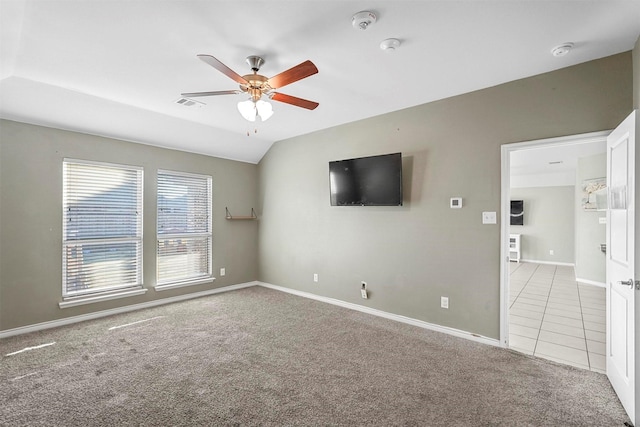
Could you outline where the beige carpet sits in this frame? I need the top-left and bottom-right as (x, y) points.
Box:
(0, 286), (630, 426)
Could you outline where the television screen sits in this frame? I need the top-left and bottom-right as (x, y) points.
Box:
(511, 200), (524, 225)
(329, 153), (403, 206)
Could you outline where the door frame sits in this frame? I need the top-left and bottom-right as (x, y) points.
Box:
(499, 130), (611, 347)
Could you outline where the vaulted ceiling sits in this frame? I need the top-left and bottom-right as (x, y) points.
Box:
(1, 1), (639, 163)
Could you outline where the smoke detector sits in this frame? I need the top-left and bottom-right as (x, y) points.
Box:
(380, 38), (401, 51)
(352, 11), (376, 30)
(551, 43), (574, 57)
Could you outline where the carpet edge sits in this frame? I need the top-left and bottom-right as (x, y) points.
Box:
(0, 281), (259, 339)
(257, 281), (501, 348)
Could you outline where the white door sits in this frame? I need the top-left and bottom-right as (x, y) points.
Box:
(606, 110), (636, 423)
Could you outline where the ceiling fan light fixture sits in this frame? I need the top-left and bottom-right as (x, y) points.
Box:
(256, 99), (273, 121)
(237, 99), (257, 122)
(237, 99), (273, 122)
(184, 54), (318, 123)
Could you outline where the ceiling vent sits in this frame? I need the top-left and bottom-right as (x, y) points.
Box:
(175, 97), (205, 107)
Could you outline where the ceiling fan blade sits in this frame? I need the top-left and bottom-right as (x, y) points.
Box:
(271, 92), (319, 110)
(181, 90), (242, 98)
(268, 60), (318, 89)
(197, 54), (247, 85)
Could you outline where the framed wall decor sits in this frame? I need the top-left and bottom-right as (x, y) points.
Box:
(581, 177), (606, 210)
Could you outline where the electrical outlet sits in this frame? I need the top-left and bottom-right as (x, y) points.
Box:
(313, 273), (318, 283)
(441, 296), (449, 309)
(361, 282), (368, 299)
(482, 211), (497, 224)
(220, 268), (226, 276)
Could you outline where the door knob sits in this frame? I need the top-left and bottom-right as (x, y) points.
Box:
(618, 279), (636, 289)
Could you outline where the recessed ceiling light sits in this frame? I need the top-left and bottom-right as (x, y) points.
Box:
(551, 43), (574, 57)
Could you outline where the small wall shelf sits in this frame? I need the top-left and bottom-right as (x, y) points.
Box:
(225, 207), (257, 220)
(509, 234), (521, 263)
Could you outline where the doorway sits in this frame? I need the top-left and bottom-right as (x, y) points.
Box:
(500, 131), (610, 371)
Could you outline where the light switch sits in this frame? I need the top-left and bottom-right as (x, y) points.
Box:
(482, 211), (497, 224)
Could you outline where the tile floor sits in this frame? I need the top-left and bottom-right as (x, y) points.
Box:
(509, 262), (606, 373)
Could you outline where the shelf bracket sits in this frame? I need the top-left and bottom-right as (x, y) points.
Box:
(225, 207), (257, 220)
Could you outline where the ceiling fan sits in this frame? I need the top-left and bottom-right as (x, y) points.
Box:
(182, 54), (319, 122)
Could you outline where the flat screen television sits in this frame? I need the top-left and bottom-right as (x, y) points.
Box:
(511, 200), (524, 225)
(329, 152), (403, 206)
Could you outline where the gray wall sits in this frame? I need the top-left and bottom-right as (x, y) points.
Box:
(0, 120), (259, 331)
(574, 153), (607, 284)
(634, 37), (640, 109)
(509, 187), (575, 264)
(258, 53), (632, 340)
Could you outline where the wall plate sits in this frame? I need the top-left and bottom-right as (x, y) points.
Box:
(482, 211), (497, 224)
(450, 197), (462, 208)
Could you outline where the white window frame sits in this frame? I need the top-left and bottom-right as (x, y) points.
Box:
(62, 159), (144, 303)
(156, 169), (213, 290)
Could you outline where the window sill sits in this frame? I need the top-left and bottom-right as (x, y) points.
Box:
(59, 288), (148, 309)
(154, 277), (215, 292)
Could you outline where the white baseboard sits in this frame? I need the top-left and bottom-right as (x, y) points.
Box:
(575, 278), (606, 288)
(3, 280), (501, 349)
(0, 281), (258, 339)
(520, 259), (575, 267)
(258, 282), (500, 348)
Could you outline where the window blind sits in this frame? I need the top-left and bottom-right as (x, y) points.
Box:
(157, 170), (212, 286)
(62, 160), (143, 297)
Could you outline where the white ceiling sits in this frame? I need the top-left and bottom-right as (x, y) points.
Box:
(510, 139), (606, 188)
(1, 1), (639, 164)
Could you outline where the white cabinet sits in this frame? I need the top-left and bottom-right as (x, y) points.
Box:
(509, 234), (521, 263)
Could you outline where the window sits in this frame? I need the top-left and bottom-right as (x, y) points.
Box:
(157, 170), (212, 288)
(62, 159), (143, 298)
